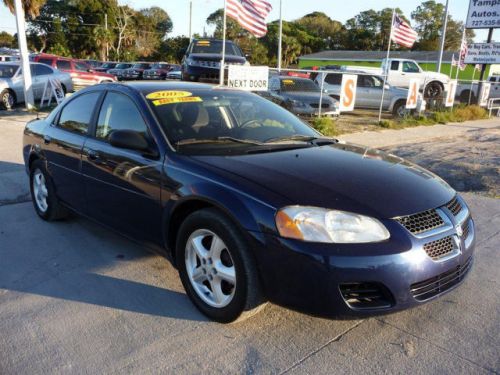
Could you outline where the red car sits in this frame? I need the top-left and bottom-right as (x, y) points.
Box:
(33, 54), (116, 89)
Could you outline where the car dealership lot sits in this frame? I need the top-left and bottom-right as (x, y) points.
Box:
(0, 115), (499, 374)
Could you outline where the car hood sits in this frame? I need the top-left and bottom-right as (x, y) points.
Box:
(188, 53), (246, 63)
(282, 91), (334, 103)
(191, 142), (455, 218)
(424, 71), (450, 83)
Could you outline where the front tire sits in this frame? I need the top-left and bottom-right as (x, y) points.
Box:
(424, 81), (443, 99)
(392, 100), (409, 117)
(29, 160), (69, 221)
(1, 89), (15, 110)
(176, 208), (265, 323)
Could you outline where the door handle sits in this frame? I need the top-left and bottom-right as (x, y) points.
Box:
(43, 135), (51, 144)
(87, 149), (100, 161)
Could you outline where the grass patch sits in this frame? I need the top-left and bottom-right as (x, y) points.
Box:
(378, 105), (488, 129)
(310, 117), (339, 136)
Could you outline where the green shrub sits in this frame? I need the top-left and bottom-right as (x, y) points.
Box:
(311, 117), (339, 136)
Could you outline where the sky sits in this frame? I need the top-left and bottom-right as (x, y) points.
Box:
(0, 0), (491, 42)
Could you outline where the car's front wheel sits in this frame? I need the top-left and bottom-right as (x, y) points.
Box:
(29, 160), (69, 221)
(1, 89), (15, 110)
(176, 208), (265, 323)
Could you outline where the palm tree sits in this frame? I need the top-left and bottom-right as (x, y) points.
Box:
(3, 0), (46, 18)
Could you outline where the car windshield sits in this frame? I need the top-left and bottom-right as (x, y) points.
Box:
(0, 64), (18, 78)
(133, 63), (149, 69)
(191, 41), (241, 56)
(101, 63), (115, 68)
(146, 89), (319, 153)
(115, 63), (130, 69)
(152, 64), (169, 69)
(280, 78), (319, 92)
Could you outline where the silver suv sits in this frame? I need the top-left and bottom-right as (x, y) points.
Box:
(313, 70), (424, 117)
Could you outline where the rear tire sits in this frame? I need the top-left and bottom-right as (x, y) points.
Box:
(1, 89), (15, 110)
(176, 208), (265, 323)
(29, 160), (69, 221)
(424, 81), (443, 99)
(392, 100), (409, 118)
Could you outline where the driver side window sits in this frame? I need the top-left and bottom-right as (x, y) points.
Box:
(402, 62), (419, 73)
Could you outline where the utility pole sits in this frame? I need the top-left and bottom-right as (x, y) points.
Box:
(277, 0), (283, 71)
(13, 0), (34, 110)
(477, 28), (494, 100)
(189, 1), (193, 40)
(437, 0), (449, 74)
(105, 13), (109, 61)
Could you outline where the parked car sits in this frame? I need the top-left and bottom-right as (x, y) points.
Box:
(94, 62), (118, 73)
(33, 54), (116, 89)
(261, 75), (339, 116)
(181, 38), (248, 82)
(143, 63), (173, 80)
(166, 65), (182, 80)
(107, 63), (133, 81)
(122, 62), (152, 80)
(456, 74), (500, 103)
(314, 70), (425, 117)
(23, 81), (475, 323)
(0, 61), (73, 110)
(0, 55), (19, 62)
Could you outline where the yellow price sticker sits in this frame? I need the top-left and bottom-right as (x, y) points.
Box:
(146, 91), (193, 100)
(282, 79), (295, 84)
(152, 96), (203, 106)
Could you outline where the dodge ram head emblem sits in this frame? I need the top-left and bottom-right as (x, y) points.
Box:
(455, 224), (463, 237)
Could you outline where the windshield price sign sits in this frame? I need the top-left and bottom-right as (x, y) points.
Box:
(227, 65), (269, 91)
(466, 0), (500, 29)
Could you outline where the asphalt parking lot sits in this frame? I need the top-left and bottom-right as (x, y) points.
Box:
(0, 113), (499, 374)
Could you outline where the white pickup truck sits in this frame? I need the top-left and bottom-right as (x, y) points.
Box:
(456, 74), (500, 103)
(350, 58), (450, 99)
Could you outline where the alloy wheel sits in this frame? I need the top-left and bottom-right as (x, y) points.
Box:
(185, 229), (236, 308)
(2, 92), (14, 109)
(32, 169), (49, 212)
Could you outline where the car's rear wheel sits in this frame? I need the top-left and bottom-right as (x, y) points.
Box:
(176, 208), (265, 323)
(1, 89), (15, 110)
(29, 160), (69, 221)
(392, 100), (409, 117)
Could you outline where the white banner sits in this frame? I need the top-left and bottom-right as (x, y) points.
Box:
(445, 80), (458, 107)
(406, 79), (420, 109)
(339, 74), (357, 112)
(464, 43), (500, 64)
(479, 83), (491, 106)
(466, 0), (500, 29)
(227, 65), (269, 91)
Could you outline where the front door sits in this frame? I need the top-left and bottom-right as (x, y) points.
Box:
(43, 91), (102, 212)
(81, 91), (163, 245)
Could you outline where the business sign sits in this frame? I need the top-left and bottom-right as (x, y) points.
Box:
(479, 82), (491, 106)
(445, 80), (458, 107)
(466, 0), (500, 29)
(227, 65), (269, 91)
(464, 43), (500, 64)
(406, 79), (420, 109)
(339, 74), (358, 112)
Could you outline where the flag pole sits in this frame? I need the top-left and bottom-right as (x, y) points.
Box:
(219, 0), (228, 86)
(449, 54), (454, 77)
(378, 9), (395, 123)
(456, 28), (466, 81)
(278, 0), (283, 72)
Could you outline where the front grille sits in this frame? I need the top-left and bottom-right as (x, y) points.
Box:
(339, 282), (394, 310)
(199, 60), (219, 68)
(410, 257), (472, 301)
(396, 209), (445, 235)
(423, 236), (455, 260)
(446, 196), (462, 216)
(310, 103), (330, 109)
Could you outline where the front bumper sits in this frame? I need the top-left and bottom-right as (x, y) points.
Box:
(249, 198), (475, 318)
(290, 105), (340, 117)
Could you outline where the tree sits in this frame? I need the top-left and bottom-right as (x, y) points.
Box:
(411, 0), (474, 51)
(3, 0), (46, 18)
(0, 31), (15, 47)
(295, 12), (345, 50)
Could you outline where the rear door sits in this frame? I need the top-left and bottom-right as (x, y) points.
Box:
(358, 75), (385, 108)
(82, 90), (163, 244)
(43, 91), (102, 212)
(31, 64), (54, 99)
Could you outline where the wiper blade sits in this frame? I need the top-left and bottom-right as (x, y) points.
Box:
(175, 137), (263, 147)
(264, 135), (320, 143)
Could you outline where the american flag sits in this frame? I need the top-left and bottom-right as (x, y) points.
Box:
(458, 35), (467, 71)
(227, 0), (273, 38)
(391, 14), (418, 48)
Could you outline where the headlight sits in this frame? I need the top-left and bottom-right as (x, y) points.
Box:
(289, 99), (306, 107)
(275, 206), (390, 243)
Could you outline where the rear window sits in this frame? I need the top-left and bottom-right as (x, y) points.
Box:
(56, 60), (71, 70)
(325, 73), (342, 85)
(191, 40), (242, 56)
(38, 58), (54, 66)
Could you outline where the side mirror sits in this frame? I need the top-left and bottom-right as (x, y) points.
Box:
(109, 130), (150, 152)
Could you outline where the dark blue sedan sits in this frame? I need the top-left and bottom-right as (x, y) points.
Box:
(23, 82), (475, 323)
